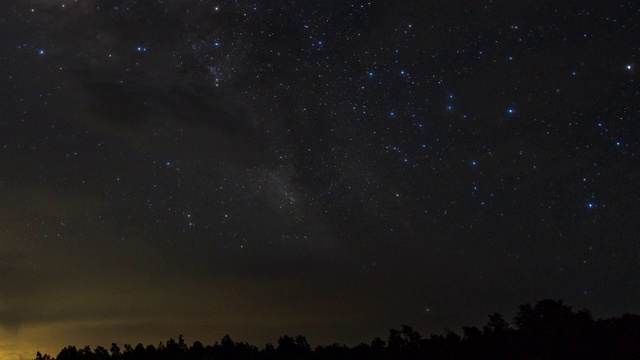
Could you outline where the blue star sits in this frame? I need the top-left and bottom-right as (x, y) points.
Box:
(368, 71), (374, 77)
(38, 49), (45, 55)
(214, 41), (220, 47)
(587, 203), (594, 208)
(400, 70), (406, 75)
(507, 108), (516, 114)
(447, 105), (453, 111)
(627, 64), (632, 70)
(448, 94), (454, 99)
(471, 161), (477, 166)
(390, 111), (395, 117)
(615, 141), (621, 147)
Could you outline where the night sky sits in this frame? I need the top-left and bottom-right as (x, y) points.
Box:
(2, 1), (640, 359)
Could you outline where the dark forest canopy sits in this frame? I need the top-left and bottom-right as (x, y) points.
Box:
(38, 299), (640, 360)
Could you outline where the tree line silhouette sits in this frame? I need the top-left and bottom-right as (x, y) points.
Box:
(37, 299), (640, 360)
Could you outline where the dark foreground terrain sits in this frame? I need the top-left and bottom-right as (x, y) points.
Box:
(38, 299), (640, 360)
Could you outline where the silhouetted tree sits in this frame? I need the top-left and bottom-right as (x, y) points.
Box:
(162, 335), (188, 360)
(259, 343), (275, 359)
(122, 343), (134, 360)
(594, 314), (640, 359)
(33, 299), (640, 360)
(93, 346), (110, 360)
(386, 325), (422, 359)
(34, 352), (53, 360)
(371, 337), (387, 360)
(315, 343), (349, 360)
(512, 299), (595, 359)
(56, 346), (79, 360)
(275, 335), (311, 360)
(144, 345), (157, 360)
(483, 313), (510, 335)
(78, 345), (94, 360)
(130, 343), (146, 360)
(217, 334), (236, 360)
(188, 341), (204, 360)
(110, 343), (121, 360)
